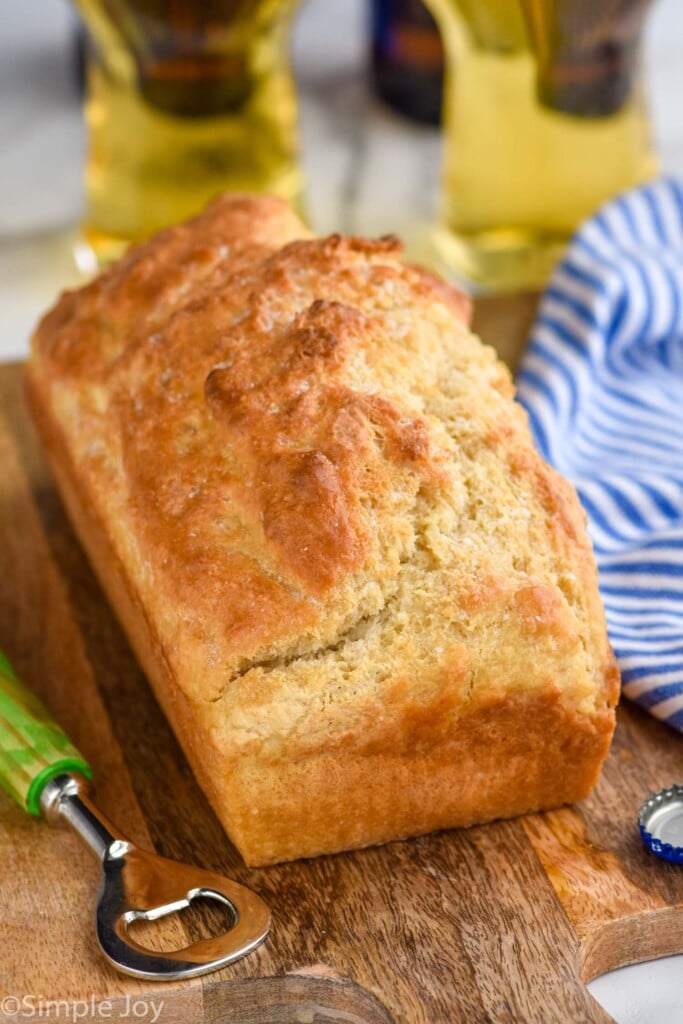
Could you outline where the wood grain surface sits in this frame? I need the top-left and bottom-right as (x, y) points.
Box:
(0, 302), (681, 1024)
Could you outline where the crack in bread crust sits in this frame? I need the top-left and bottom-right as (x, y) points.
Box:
(215, 589), (403, 696)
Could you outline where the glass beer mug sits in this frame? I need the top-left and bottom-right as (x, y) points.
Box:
(74, 0), (303, 266)
(426, 0), (658, 291)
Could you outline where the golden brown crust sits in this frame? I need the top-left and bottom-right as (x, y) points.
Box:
(26, 194), (618, 866)
(214, 689), (615, 865)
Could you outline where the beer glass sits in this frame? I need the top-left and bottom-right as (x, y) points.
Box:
(426, 0), (657, 291)
(74, 0), (303, 266)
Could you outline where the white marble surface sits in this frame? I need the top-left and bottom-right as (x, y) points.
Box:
(1, 2), (683, 1020)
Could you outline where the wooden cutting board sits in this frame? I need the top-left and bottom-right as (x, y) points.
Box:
(0, 304), (682, 1024)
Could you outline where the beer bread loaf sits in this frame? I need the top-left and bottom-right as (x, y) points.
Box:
(25, 194), (619, 865)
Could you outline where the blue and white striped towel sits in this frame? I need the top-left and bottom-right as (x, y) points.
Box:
(516, 178), (683, 732)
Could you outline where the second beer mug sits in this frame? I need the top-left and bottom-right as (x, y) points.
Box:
(75, 0), (303, 266)
(427, 0), (658, 291)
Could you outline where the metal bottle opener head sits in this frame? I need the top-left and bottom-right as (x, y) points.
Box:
(41, 774), (271, 980)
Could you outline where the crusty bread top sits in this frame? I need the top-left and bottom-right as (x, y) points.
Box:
(28, 194), (617, 761)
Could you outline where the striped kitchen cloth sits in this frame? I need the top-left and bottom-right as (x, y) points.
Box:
(516, 178), (683, 732)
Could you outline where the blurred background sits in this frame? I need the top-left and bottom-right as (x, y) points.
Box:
(2, 0), (683, 359)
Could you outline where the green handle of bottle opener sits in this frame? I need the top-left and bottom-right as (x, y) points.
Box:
(0, 649), (92, 815)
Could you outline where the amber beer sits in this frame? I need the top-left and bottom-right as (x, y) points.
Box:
(426, 0), (657, 291)
(75, 0), (303, 266)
